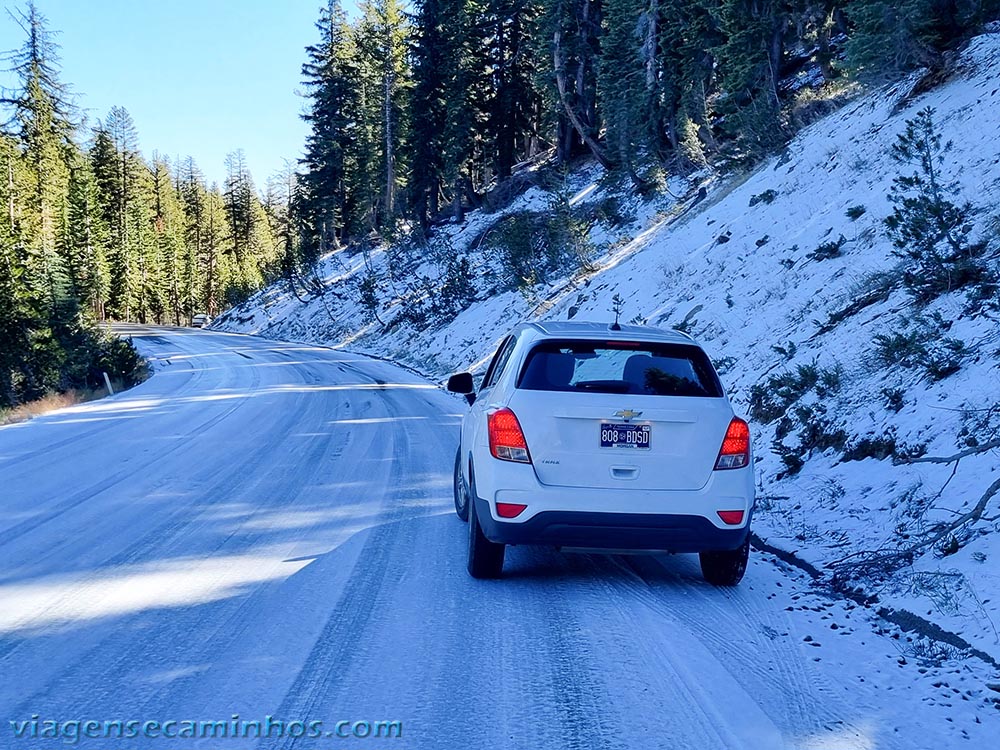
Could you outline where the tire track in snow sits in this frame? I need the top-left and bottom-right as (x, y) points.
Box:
(286, 392), (489, 750)
(94, 361), (399, 720)
(619, 554), (859, 741)
(255, 384), (457, 750)
(264, 419), (411, 750)
(533, 590), (632, 750)
(574, 553), (881, 748)
(0, 331), (458, 742)
(510, 550), (728, 750)
(0, 349), (342, 673)
(121, 430), (363, 719)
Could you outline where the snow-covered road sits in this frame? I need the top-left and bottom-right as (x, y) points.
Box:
(0, 327), (991, 749)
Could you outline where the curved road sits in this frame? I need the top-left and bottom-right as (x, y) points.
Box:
(0, 327), (986, 749)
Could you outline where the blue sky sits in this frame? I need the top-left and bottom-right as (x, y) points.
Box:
(1, 0), (338, 187)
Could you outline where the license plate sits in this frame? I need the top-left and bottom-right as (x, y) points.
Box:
(600, 423), (651, 449)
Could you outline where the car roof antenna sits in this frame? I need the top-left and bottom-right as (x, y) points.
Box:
(609, 293), (623, 331)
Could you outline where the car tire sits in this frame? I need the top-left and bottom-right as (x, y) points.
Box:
(453, 448), (469, 522)
(468, 493), (505, 579)
(700, 537), (750, 586)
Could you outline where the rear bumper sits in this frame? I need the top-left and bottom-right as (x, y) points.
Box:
(473, 496), (751, 553)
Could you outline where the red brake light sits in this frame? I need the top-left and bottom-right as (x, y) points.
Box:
(718, 510), (745, 525)
(715, 417), (750, 470)
(488, 408), (531, 463)
(496, 502), (528, 518)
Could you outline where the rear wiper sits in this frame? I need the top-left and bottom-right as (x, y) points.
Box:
(573, 380), (631, 393)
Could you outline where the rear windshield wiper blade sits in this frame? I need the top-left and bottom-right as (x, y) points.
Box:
(573, 380), (631, 393)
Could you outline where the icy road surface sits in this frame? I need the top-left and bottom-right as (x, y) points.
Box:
(0, 327), (991, 749)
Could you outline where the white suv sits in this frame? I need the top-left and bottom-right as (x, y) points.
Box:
(448, 321), (754, 584)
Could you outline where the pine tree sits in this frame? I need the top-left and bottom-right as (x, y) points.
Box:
(598, 0), (651, 178)
(223, 149), (256, 263)
(0, 134), (33, 405)
(299, 0), (361, 259)
(151, 156), (185, 324)
(408, 0), (450, 229)
(884, 107), (981, 302)
(715, 0), (789, 156)
(0, 1), (82, 401)
(130, 161), (158, 325)
(266, 161), (309, 301)
(222, 150), (277, 303)
(655, 0), (724, 168)
(355, 0), (410, 231)
(485, 0), (545, 179)
(202, 185), (228, 315)
(2, 1), (76, 319)
(440, 0), (489, 222)
(543, 0), (610, 167)
(91, 106), (150, 321)
(408, 0), (491, 224)
(60, 157), (109, 318)
(844, 0), (998, 74)
(178, 156), (208, 317)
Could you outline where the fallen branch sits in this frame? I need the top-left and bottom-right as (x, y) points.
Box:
(896, 438), (1000, 465)
(835, 476), (1000, 574)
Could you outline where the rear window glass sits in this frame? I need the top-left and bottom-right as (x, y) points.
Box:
(517, 340), (723, 397)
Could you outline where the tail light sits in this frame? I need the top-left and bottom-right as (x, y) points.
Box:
(496, 502), (528, 518)
(714, 417), (750, 470)
(488, 408), (531, 463)
(718, 510), (745, 525)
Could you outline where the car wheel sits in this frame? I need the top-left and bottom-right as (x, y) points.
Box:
(453, 448), (469, 522)
(468, 493), (505, 579)
(699, 536), (750, 586)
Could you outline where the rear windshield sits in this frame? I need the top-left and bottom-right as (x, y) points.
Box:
(516, 339), (723, 397)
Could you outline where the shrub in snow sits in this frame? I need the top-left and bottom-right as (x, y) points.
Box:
(749, 189), (779, 207)
(433, 256), (478, 319)
(809, 234), (847, 261)
(871, 313), (968, 381)
(483, 200), (593, 292)
(749, 362), (841, 424)
(771, 341), (798, 361)
(842, 431), (898, 462)
(590, 195), (636, 228)
(881, 387), (906, 413)
(356, 272), (383, 324)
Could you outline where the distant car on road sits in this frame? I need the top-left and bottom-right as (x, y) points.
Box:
(448, 321), (754, 583)
(191, 314), (212, 328)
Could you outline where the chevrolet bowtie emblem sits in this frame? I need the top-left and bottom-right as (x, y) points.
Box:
(614, 409), (643, 422)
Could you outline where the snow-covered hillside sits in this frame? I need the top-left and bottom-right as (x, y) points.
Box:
(216, 32), (1000, 662)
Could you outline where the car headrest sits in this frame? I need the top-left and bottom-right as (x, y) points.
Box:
(623, 354), (655, 387)
(522, 351), (577, 389)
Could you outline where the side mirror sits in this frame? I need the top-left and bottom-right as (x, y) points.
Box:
(447, 372), (475, 395)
